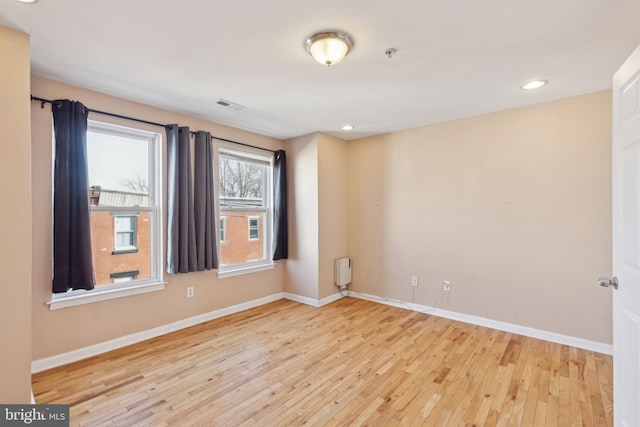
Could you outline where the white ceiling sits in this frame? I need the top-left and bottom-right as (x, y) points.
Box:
(2, 0), (640, 141)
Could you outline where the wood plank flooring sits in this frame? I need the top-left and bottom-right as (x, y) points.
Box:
(32, 298), (613, 426)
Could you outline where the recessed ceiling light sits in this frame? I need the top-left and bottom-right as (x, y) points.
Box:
(521, 80), (548, 90)
(15, 0), (38, 3)
(341, 124), (355, 131)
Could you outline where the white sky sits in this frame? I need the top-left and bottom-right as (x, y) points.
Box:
(87, 131), (148, 193)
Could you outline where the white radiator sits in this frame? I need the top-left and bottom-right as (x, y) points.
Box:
(335, 257), (352, 288)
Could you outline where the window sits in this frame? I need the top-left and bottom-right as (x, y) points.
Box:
(114, 215), (137, 253)
(110, 270), (140, 283)
(220, 217), (227, 243)
(218, 148), (272, 273)
(248, 216), (260, 240)
(84, 121), (162, 289)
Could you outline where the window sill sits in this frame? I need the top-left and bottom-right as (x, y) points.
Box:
(47, 281), (166, 311)
(217, 262), (275, 279)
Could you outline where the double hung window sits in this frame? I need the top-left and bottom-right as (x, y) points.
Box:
(85, 121), (162, 288)
(50, 120), (163, 309)
(218, 148), (272, 273)
(220, 217), (227, 244)
(248, 216), (260, 240)
(114, 215), (137, 253)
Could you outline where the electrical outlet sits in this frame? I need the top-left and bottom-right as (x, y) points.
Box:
(411, 276), (419, 287)
(187, 287), (194, 298)
(442, 281), (451, 292)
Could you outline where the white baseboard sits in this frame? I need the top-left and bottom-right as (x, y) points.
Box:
(319, 292), (344, 306)
(349, 290), (613, 355)
(283, 292), (320, 307)
(283, 291), (344, 307)
(33, 291), (345, 373)
(31, 292), (285, 373)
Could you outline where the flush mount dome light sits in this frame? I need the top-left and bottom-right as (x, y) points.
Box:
(305, 31), (353, 66)
(521, 79), (548, 90)
(341, 124), (355, 131)
(15, 0), (38, 3)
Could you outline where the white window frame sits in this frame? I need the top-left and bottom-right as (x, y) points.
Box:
(48, 120), (164, 310)
(217, 147), (274, 278)
(248, 216), (260, 240)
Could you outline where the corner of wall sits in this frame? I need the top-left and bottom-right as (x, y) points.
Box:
(283, 134), (319, 299)
(317, 134), (349, 300)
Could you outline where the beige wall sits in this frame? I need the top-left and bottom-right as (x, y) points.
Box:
(318, 134), (348, 299)
(284, 133), (349, 301)
(0, 26), (32, 403)
(348, 91), (613, 344)
(284, 134), (319, 299)
(31, 77), (285, 359)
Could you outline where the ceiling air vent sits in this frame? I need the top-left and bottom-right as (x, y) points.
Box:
(216, 99), (246, 111)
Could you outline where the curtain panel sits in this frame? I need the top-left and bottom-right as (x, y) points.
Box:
(194, 131), (218, 270)
(272, 149), (288, 260)
(52, 100), (96, 293)
(166, 125), (197, 273)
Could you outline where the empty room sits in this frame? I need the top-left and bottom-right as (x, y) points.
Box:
(1, 1), (640, 426)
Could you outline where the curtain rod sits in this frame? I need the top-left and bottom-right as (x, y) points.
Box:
(30, 95), (276, 153)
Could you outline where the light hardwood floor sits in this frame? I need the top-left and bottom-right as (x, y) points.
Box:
(32, 298), (613, 426)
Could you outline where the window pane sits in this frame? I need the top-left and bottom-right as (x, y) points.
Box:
(87, 131), (149, 208)
(113, 275), (136, 283)
(116, 232), (134, 247)
(219, 155), (266, 209)
(115, 216), (134, 232)
(91, 211), (151, 285)
(219, 212), (265, 265)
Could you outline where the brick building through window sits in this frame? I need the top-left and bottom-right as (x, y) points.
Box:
(89, 186), (152, 286)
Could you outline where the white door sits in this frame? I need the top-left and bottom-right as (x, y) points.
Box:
(612, 44), (640, 427)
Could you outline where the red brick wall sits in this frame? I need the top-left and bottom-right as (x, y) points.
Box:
(90, 211), (151, 285)
(220, 212), (264, 265)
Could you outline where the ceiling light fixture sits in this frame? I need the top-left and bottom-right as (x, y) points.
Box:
(521, 80), (548, 90)
(15, 0), (38, 3)
(341, 124), (355, 131)
(305, 31), (353, 66)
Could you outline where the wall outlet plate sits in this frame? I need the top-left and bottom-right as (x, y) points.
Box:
(411, 276), (419, 287)
(187, 287), (194, 298)
(442, 281), (451, 292)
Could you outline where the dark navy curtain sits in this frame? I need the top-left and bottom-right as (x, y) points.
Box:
(52, 100), (96, 293)
(272, 150), (288, 260)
